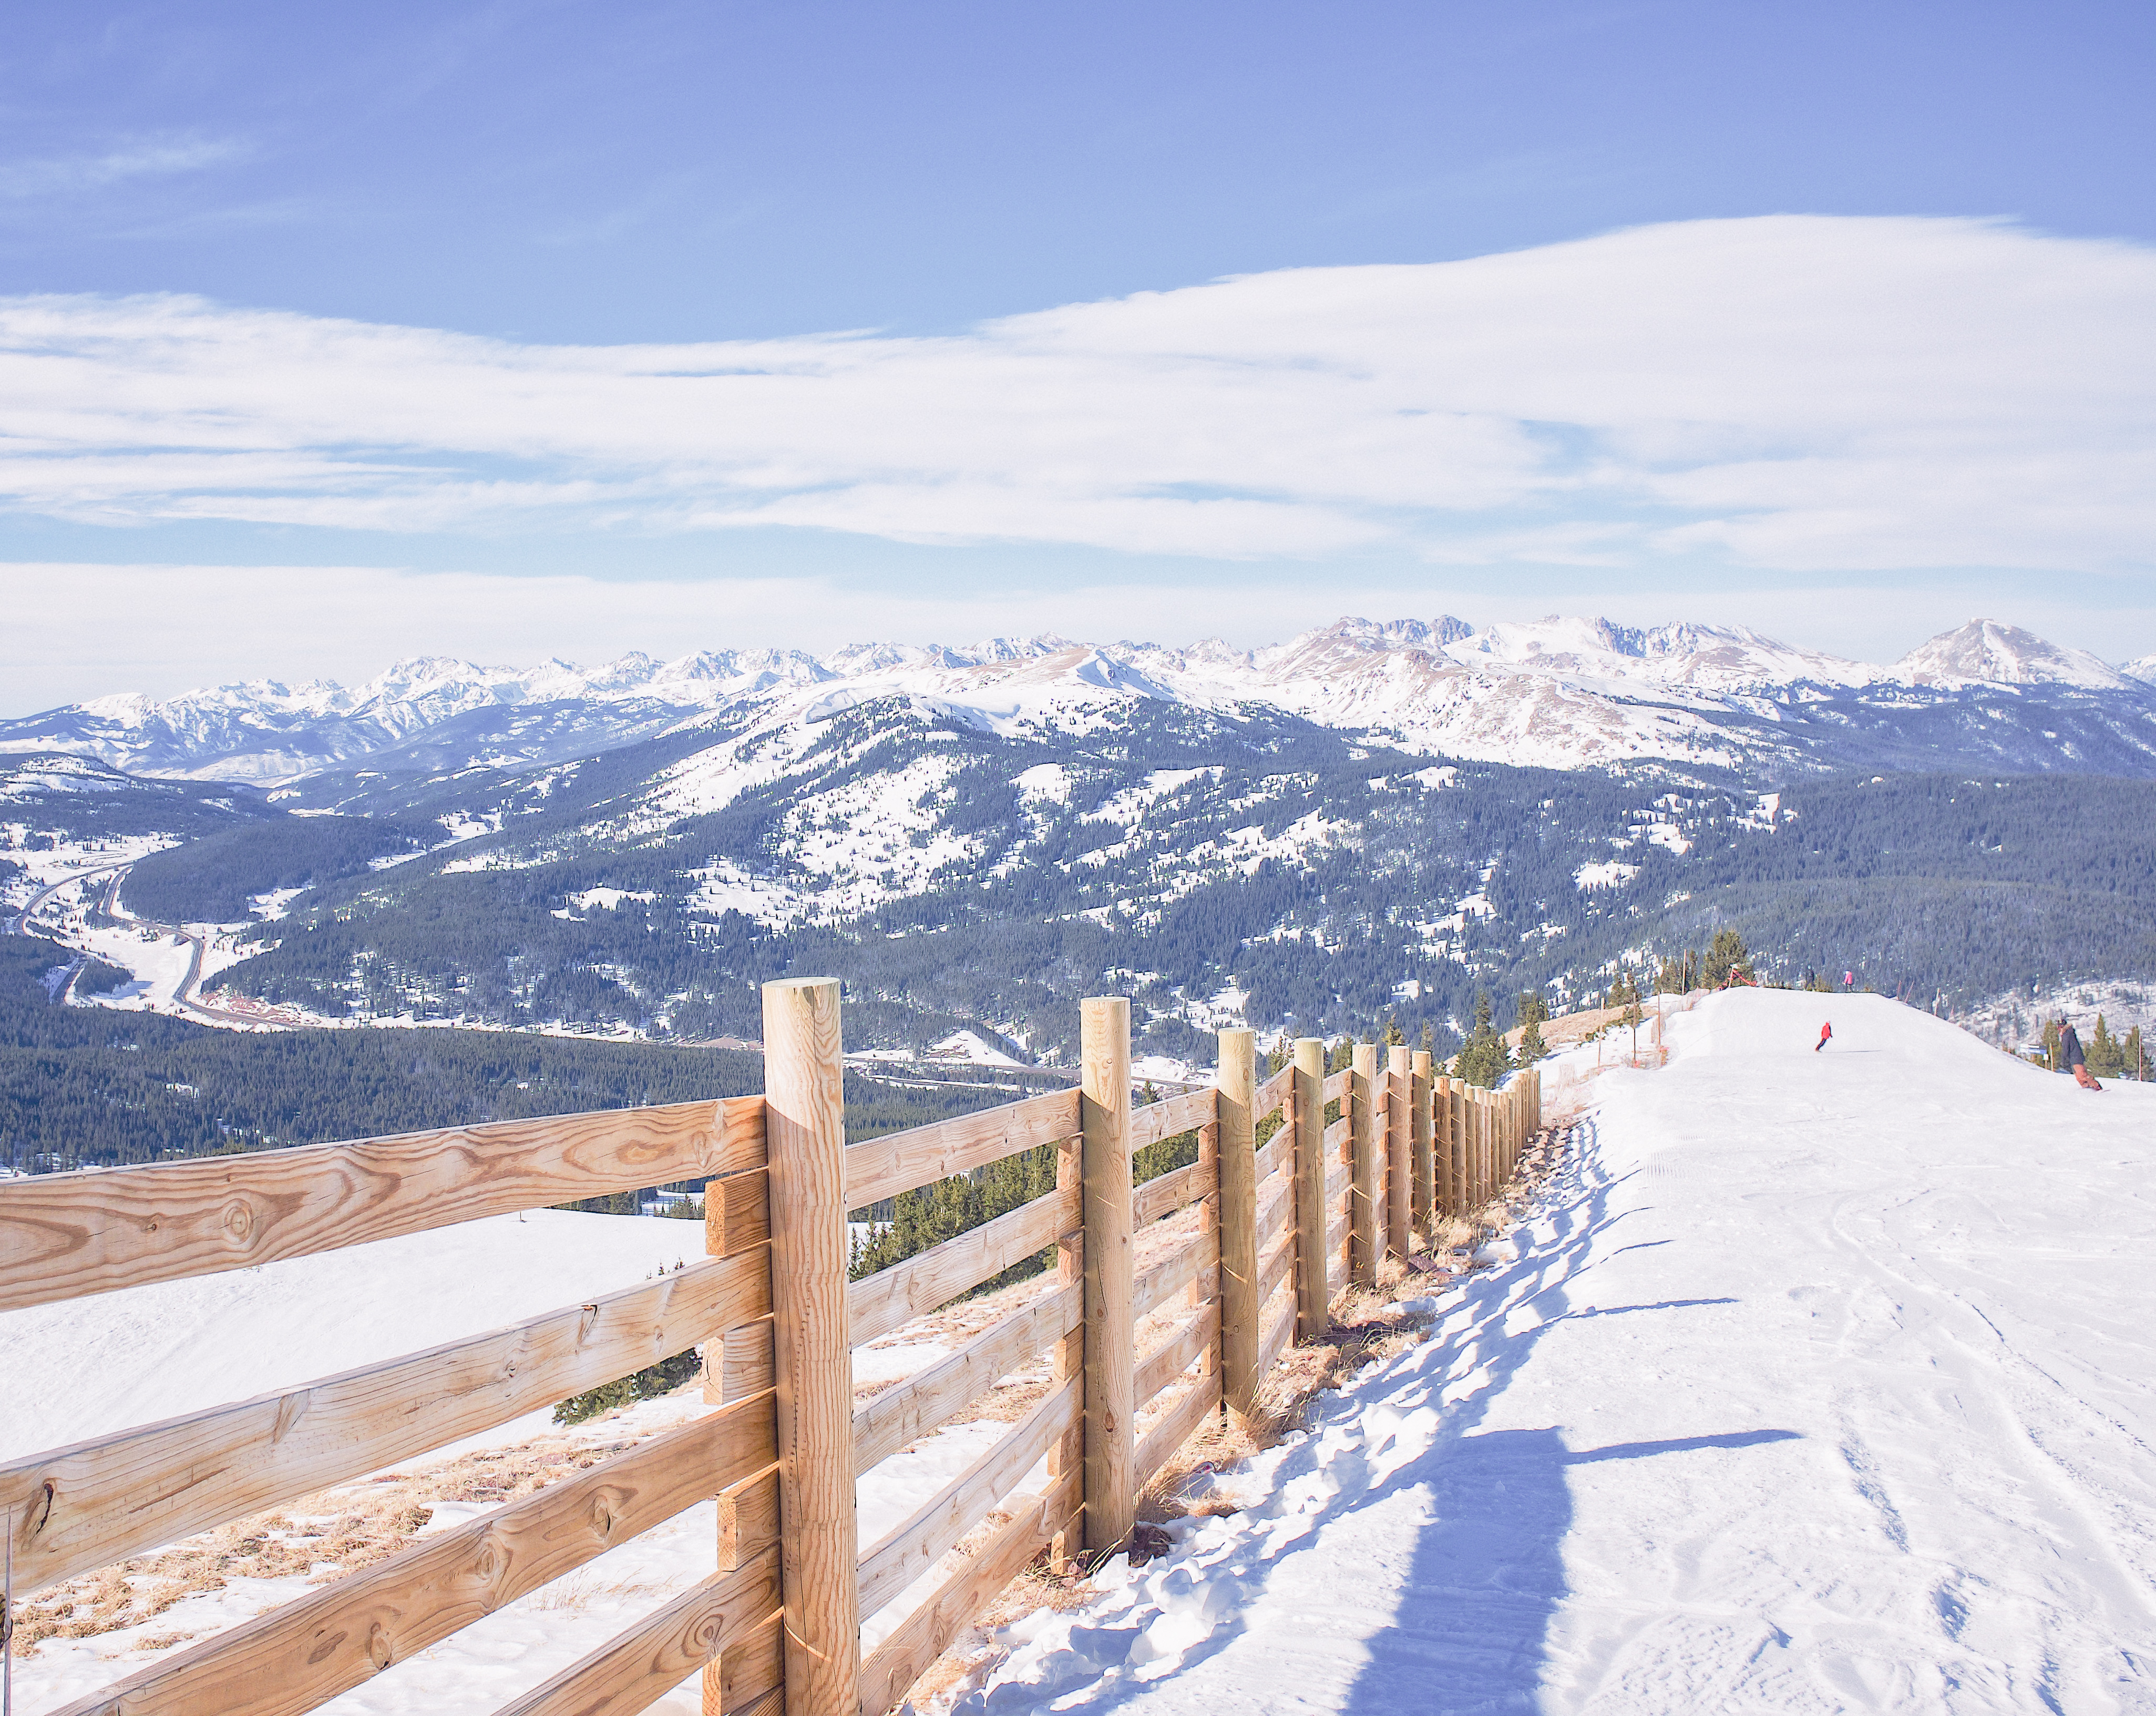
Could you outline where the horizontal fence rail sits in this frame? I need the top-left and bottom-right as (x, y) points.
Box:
(0, 990), (1544, 1716)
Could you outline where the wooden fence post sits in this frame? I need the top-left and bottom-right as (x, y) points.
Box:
(1410, 1049), (1433, 1236)
(1216, 1028), (1260, 1421)
(760, 977), (857, 1716)
(1079, 997), (1135, 1555)
(1349, 1043), (1379, 1286)
(1291, 1037), (1328, 1339)
(1385, 1044), (1412, 1261)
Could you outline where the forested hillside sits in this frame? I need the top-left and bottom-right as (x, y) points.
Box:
(0, 931), (1007, 1171)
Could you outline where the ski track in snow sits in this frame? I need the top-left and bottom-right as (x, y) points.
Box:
(953, 992), (2156, 1716)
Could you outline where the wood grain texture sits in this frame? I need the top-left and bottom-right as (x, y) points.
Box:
(1321, 1116), (1351, 1154)
(1133, 1220), (1218, 1321)
(1213, 1028), (1259, 1421)
(1256, 1230), (1295, 1308)
(1132, 1158), (1216, 1228)
(851, 1284), (1081, 1476)
(1410, 1052), (1433, 1233)
(46, 1392), (776, 1716)
(843, 1089), (1081, 1211)
(855, 1473), (1080, 1716)
(1349, 1045), (1379, 1286)
(4, 1246), (770, 1594)
(706, 1170), (770, 1258)
(717, 1470), (781, 1573)
(1079, 996), (1135, 1555)
(711, 1317), (776, 1406)
(1325, 1159), (1351, 1203)
(0, 1097), (765, 1316)
(1321, 1067), (1350, 1103)
(759, 977), (857, 1716)
(714, 1612), (784, 1713)
(498, 1549), (782, 1716)
(1255, 1173), (1292, 1248)
(1254, 1126), (1291, 1187)
(1134, 1370), (1223, 1490)
(1127, 1086), (1217, 1152)
(1254, 1064), (1293, 1122)
(1290, 1043), (1328, 1342)
(855, 1377), (1080, 1620)
(1135, 1302), (1219, 1409)
(847, 1182), (1076, 1347)
(1386, 1049), (1413, 1261)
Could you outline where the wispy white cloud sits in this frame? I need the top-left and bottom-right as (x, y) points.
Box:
(0, 134), (251, 200)
(2, 216), (2153, 578)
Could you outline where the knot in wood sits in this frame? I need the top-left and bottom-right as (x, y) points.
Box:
(220, 1198), (255, 1245)
(366, 1622), (394, 1671)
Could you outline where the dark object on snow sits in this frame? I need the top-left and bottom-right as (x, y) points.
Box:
(1125, 1523), (1175, 1566)
(1815, 1022), (1832, 1053)
(2060, 1023), (2103, 1089)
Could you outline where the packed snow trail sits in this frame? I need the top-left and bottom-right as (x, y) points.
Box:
(960, 991), (2156, 1715)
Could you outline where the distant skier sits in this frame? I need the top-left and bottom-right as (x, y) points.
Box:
(2059, 1021), (2103, 1090)
(1815, 1021), (1832, 1054)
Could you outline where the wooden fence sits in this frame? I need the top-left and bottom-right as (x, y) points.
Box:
(0, 980), (1542, 1716)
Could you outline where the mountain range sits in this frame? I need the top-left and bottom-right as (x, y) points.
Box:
(6, 614), (2153, 1067)
(6, 615), (2154, 787)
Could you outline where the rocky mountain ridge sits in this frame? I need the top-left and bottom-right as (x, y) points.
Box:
(5, 615), (2154, 785)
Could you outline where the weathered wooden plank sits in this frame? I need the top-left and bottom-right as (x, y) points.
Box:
(1214, 1030), (1259, 1422)
(762, 977), (856, 1716)
(1258, 1298), (1296, 1380)
(714, 1611), (784, 1712)
(712, 1316), (776, 1406)
(856, 1472), (1080, 1716)
(1321, 1067), (1350, 1104)
(1255, 1173), (1292, 1247)
(848, 1182), (1077, 1347)
(1254, 1064), (1293, 1121)
(855, 1376), (1080, 1620)
(1254, 1123), (1291, 1187)
(1135, 1370), (1224, 1489)
(1133, 1220), (1218, 1321)
(0, 1097), (765, 1315)
(1133, 1158), (1215, 1227)
(706, 1168), (769, 1258)
(1322, 1116), (1351, 1155)
(852, 1284), (1081, 1475)
(845, 1089), (1082, 1211)
(1325, 1159), (1351, 1202)
(496, 1548), (782, 1716)
(47, 1392), (776, 1716)
(3, 1247), (771, 1594)
(1256, 1229), (1295, 1308)
(1136, 1302), (1219, 1409)
(1128, 1086), (1216, 1152)
(1291, 1041), (1327, 1342)
(717, 1469), (781, 1573)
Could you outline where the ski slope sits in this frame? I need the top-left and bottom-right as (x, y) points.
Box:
(958, 991), (2156, 1714)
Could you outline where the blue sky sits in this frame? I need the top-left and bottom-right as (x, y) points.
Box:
(4, 1), (2154, 706)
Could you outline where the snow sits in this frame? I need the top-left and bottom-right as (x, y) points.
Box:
(1571, 860), (1638, 891)
(19, 614), (2149, 793)
(14, 993), (2156, 1713)
(950, 991), (2156, 1715)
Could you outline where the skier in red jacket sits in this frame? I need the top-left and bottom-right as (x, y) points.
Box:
(1815, 1022), (1832, 1053)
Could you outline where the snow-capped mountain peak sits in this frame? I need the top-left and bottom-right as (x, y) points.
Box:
(1894, 619), (2132, 691)
(7, 614), (2155, 786)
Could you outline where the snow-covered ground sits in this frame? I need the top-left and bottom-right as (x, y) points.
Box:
(12, 992), (2155, 1713)
(950, 990), (2156, 1714)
